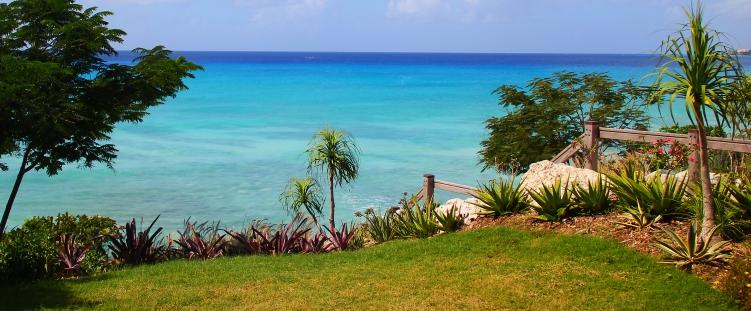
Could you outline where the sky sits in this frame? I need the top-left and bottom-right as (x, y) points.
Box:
(53, 0), (751, 53)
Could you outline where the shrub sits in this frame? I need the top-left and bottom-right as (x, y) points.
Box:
(57, 234), (92, 277)
(606, 168), (688, 224)
(393, 197), (440, 238)
(108, 216), (166, 265)
(324, 223), (359, 251)
(654, 222), (732, 273)
(252, 215), (311, 255)
(363, 209), (397, 243)
(528, 178), (574, 222)
(688, 178), (751, 241)
(172, 220), (228, 260)
(300, 232), (330, 253)
(435, 206), (465, 233)
(572, 176), (613, 215)
(470, 178), (528, 218)
(0, 213), (115, 282)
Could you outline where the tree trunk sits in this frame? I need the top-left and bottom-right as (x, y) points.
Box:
(0, 151), (30, 237)
(328, 171), (335, 231)
(696, 124), (717, 243)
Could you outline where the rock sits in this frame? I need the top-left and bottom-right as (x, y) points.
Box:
(674, 170), (721, 185)
(437, 198), (485, 225)
(645, 169), (672, 182)
(519, 160), (604, 193)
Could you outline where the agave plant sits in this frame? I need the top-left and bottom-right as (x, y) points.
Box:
(172, 220), (229, 260)
(654, 222), (732, 272)
(642, 174), (688, 220)
(57, 234), (92, 276)
(324, 223), (359, 251)
(616, 202), (662, 230)
(363, 209), (397, 243)
(393, 197), (440, 238)
(435, 206), (465, 233)
(528, 178), (574, 222)
(689, 178), (751, 241)
(108, 216), (165, 265)
(470, 177), (528, 218)
(605, 168), (645, 208)
(573, 176), (613, 215)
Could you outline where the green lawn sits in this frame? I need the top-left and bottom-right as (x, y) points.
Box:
(0, 227), (738, 310)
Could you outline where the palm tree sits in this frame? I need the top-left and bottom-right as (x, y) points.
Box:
(279, 176), (325, 226)
(649, 2), (743, 241)
(306, 128), (360, 230)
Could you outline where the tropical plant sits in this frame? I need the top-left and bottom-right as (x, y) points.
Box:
(688, 178), (751, 241)
(324, 223), (359, 251)
(641, 174), (688, 221)
(648, 1), (744, 241)
(480, 71), (649, 173)
(251, 215), (311, 255)
(300, 232), (330, 253)
(363, 209), (397, 243)
(172, 220), (228, 260)
(306, 128), (360, 230)
(528, 178), (574, 222)
(470, 177), (528, 218)
(0, 0), (202, 236)
(572, 176), (613, 215)
(280, 177), (325, 226)
(616, 202), (662, 230)
(654, 222), (732, 272)
(56, 234), (92, 277)
(605, 168), (645, 208)
(393, 197), (440, 238)
(435, 206), (465, 233)
(108, 216), (166, 265)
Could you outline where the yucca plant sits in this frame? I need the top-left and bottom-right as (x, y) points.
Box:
(324, 223), (359, 251)
(573, 176), (613, 215)
(470, 177), (528, 218)
(528, 178), (574, 222)
(655, 222), (732, 272)
(172, 220), (228, 260)
(393, 197), (440, 238)
(363, 209), (397, 243)
(56, 234), (92, 277)
(616, 202), (663, 230)
(435, 206), (465, 233)
(108, 216), (166, 265)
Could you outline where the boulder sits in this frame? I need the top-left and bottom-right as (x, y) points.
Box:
(437, 198), (485, 225)
(674, 170), (721, 185)
(519, 160), (603, 193)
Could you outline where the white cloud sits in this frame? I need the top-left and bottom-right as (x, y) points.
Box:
(234, 0), (329, 22)
(387, 0), (502, 23)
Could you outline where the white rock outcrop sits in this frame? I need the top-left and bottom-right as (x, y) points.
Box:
(436, 198), (485, 225)
(519, 160), (603, 193)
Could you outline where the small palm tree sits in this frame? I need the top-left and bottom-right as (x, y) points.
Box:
(306, 128), (360, 230)
(648, 2), (743, 241)
(279, 176), (325, 226)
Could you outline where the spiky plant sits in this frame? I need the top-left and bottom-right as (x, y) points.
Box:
(470, 177), (528, 218)
(280, 176), (325, 226)
(435, 206), (465, 233)
(642, 174), (688, 221)
(300, 232), (330, 253)
(56, 234), (92, 277)
(616, 202), (662, 230)
(528, 178), (574, 222)
(689, 178), (751, 241)
(172, 220), (228, 260)
(108, 216), (165, 265)
(393, 197), (440, 238)
(573, 176), (613, 215)
(324, 223), (359, 251)
(363, 209), (397, 243)
(654, 222), (732, 272)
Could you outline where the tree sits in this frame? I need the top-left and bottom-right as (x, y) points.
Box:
(279, 176), (325, 227)
(306, 128), (360, 230)
(479, 71), (649, 173)
(648, 2), (743, 242)
(0, 0), (202, 235)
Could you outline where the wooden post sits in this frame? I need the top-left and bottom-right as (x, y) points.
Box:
(423, 174), (435, 201)
(583, 120), (599, 171)
(687, 129), (700, 183)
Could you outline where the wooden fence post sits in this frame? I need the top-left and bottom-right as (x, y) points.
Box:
(687, 129), (700, 183)
(583, 120), (600, 171)
(423, 174), (435, 201)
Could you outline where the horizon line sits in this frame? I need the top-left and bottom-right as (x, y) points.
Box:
(113, 49), (664, 56)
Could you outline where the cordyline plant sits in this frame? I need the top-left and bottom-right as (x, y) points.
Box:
(57, 234), (92, 277)
(108, 216), (165, 265)
(172, 220), (228, 260)
(324, 223), (359, 251)
(647, 1), (744, 242)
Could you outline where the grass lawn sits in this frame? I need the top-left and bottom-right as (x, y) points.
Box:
(0, 227), (739, 310)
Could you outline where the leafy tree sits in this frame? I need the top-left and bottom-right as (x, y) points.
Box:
(648, 2), (743, 241)
(306, 128), (360, 230)
(479, 71), (649, 173)
(279, 176), (325, 226)
(0, 0), (202, 235)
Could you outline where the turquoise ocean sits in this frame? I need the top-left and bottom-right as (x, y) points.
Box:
(3, 52), (750, 231)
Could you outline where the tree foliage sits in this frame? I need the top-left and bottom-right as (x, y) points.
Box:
(479, 71), (649, 173)
(0, 0), (202, 234)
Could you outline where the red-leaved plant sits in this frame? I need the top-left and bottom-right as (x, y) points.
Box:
(57, 234), (92, 277)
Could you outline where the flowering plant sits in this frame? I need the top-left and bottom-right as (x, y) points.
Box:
(637, 138), (694, 171)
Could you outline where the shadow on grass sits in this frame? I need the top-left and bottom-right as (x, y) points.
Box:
(0, 274), (111, 310)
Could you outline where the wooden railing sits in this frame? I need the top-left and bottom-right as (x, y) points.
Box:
(552, 121), (751, 182)
(417, 174), (478, 201)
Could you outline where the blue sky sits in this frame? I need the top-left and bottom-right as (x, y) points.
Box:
(69, 0), (751, 53)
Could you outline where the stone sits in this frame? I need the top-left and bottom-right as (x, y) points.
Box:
(519, 160), (604, 193)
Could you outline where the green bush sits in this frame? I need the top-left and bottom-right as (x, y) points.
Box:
(528, 178), (575, 222)
(470, 177), (528, 218)
(0, 213), (116, 282)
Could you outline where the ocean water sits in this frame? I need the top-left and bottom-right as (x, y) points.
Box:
(2, 52), (748, 232)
